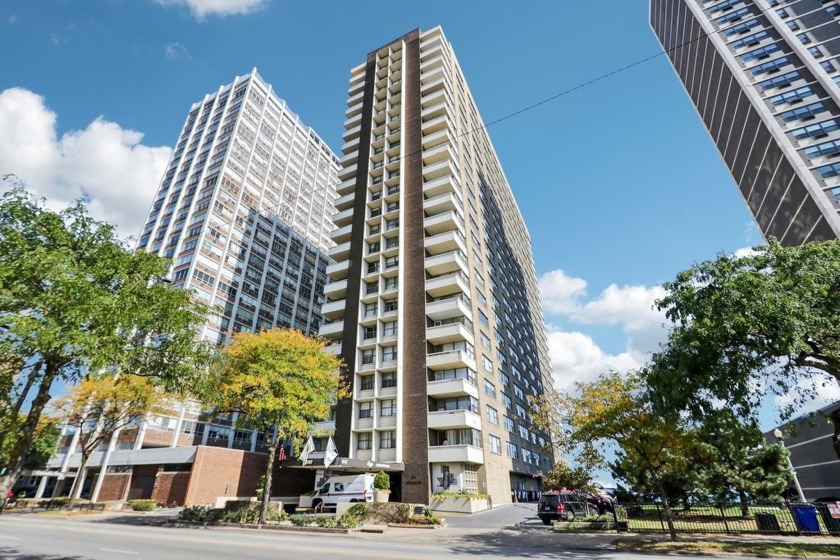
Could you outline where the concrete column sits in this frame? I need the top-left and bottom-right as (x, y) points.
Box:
(170, 406), (186, 447)
(227, 413), (238, 449)
(52, 424), (81, 497)
(91, 428), (120, 503)
(250, 429), (258, 453)
(34, 476), (49, 499)
(133, 416), (149, 450)
(201, 422), (210, 446)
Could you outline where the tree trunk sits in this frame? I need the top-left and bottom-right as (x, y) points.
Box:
(828, 404), (840, 461)
(66, 452), (90, 511)
(657, 484), (679, 542)
(259, 438), (278, 525)
(0, 361), (56, 508)
(738, 489), (750, 518)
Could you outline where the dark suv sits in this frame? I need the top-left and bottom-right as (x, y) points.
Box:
(537, 491), (592, 525)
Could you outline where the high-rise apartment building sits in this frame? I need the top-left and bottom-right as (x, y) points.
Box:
(319, 27), (553, 505)
(138, 69), (340, 343)
(651, 0), (840, 244)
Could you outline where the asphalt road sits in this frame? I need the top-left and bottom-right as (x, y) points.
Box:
(0, 513), (723, 560)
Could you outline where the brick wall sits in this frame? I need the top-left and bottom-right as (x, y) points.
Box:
(96, 473), (131, 502)
(183, 446), (264, 506)
(152, 472), (190, 506)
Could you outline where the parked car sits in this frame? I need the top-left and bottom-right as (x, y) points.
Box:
(537, 491), (593, 525)
(586, 492), (614, 515)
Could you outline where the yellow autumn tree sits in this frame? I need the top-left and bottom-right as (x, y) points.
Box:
(213, 328), (344, 524)
(52, 375), (163, 509)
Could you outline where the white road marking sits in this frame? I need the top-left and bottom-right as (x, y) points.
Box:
(100, 548), (139, 555)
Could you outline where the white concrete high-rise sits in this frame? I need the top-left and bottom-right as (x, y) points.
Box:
(319, 27), (553, 506)
(138, 69), (340, 343)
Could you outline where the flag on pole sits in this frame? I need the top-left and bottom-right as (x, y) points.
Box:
(278, 444), (286, 462)
(324, 436), (338, 467)
(299, 436), (315, 465)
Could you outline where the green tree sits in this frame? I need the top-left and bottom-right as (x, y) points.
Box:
(541, 461), (594, 493)
(213, 328), (344, 524)
(694, 411), (790, 516)
(547, 371), (695, 541)
(0, 181), (215, 497)
(646, 238), (840, 459)
(52, 375), (163, 508)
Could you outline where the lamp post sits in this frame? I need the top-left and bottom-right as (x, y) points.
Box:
(774, 428), (807, 503)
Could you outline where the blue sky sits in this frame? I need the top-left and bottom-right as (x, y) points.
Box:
(2, 0), (836, 428)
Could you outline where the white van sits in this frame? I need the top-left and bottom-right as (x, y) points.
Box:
(300, 474), (375, 512)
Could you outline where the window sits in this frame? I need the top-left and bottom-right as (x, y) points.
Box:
(368, 241), (381, 254)
(500, 372), (510, 387)
(357, 432), (372, 450)
(382, 346), (397, 362)
(366, 281), (378, 295)
(514, 385), (524, 399)
(385, 256), (399, 269)
(482, 354), (493, 372)
(519, 425), (529, 439)
(383, 321), (398, 337)
(367, 261), (380, 273)
(478, 310), (489, 327)
(516, 404), (527, 418)
(487, 406), (499, 425)
(489, 435), (502, 454)
(364, 303), (377, 317)
(769, 86), (812, 106)
(360, 375), (374, 390)
(359, 401), (373, 418)
(386, 218), (399, 231)
(484, 380), (496, 398)
(361, 349), (375, 364)
(379, 430), (396, 449)
(381, 399), (396, 416)
(504, 416), (515, 432)
(480, 332), (491, 348)
(382, 372), (397, 388)
(780, 102), (826, 122)
(502, 393), (512, 409)
(384, 298), (398, 312)
(507, 441), (518, 458)
(384, 276), (398, 290)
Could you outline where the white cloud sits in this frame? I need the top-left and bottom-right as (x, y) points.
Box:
(155, 0), (267, 18)
(539, 269), (670, 390)
(546, 327), (641, 391)
(0, 87), (171, 237)
(538, 269), (587, 314)
(164, 42), (192, 61)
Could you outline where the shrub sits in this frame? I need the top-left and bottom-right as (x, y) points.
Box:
(409, 514), (437, 525)
(129, 499), (158, 512)
(221, 500), (260, 524)
(315, 515), (339, 528)
(369, 502), (411, 524)
(289, 514), (315, 527)
(432, 491), (487, 500)
(267, 507), (288, 523)
(41, 498), (69, 509)
(178, 505), (224, 523)
(374, 471), (390, 492)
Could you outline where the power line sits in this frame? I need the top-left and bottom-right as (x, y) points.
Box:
(251, 1), (787, 221)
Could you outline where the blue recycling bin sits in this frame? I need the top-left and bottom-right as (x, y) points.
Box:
(790, 504), (821, 535)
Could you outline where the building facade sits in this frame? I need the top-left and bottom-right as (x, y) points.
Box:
(31, 70), (342, 504)
(137, 68), (340, 343)
(650, 0), (840, 244)
(319, 27), (554, 505)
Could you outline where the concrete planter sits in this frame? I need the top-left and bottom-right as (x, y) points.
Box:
(429, 496), (488, 514)
(374, 490), (390, 503)
(553, 520), (616, 532)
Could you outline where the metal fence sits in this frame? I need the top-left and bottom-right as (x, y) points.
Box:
(616, 502), (840, 537)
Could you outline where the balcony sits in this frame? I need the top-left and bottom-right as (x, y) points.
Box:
(334, 191), (355, 211)
(424, 249), (468, 277)
(344, 113), (362, 130)
(328, 241), (351, 261)
(340, 151), (358, 167)
(321, 299), (346, 320)
(425, 271), (470, 299)
(313, 419), (336, 432)
(426, 321), (473, 345)
(422, 129), (452, 151)
(319, 320), (344, 339)
(324, 343), (342, 356)
(330, 224), (352, 244)
(326, 260), (350, 281)
(424, 210), (461, 236)
(341, 136), (360, 155)
(426, 295), (471, 322)
(427, 377), (478, 399)
(426, 349), (476, 371)
(423, 192), (462, 216)
(336, 178), (356, 196)
(324, 279), (348, 299)
(427, 409), (481, 430)
(343, 124), (361, 142)
(424, 229), (465, 255)
(423, 174), (459, 199)
(428, 444), (484, 464)
(423, 159), (456, 182)
(338, 163), (358, 181)
(420, 114), (452, 135)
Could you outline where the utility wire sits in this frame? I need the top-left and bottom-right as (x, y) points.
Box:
(248, 0), (791, 222)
